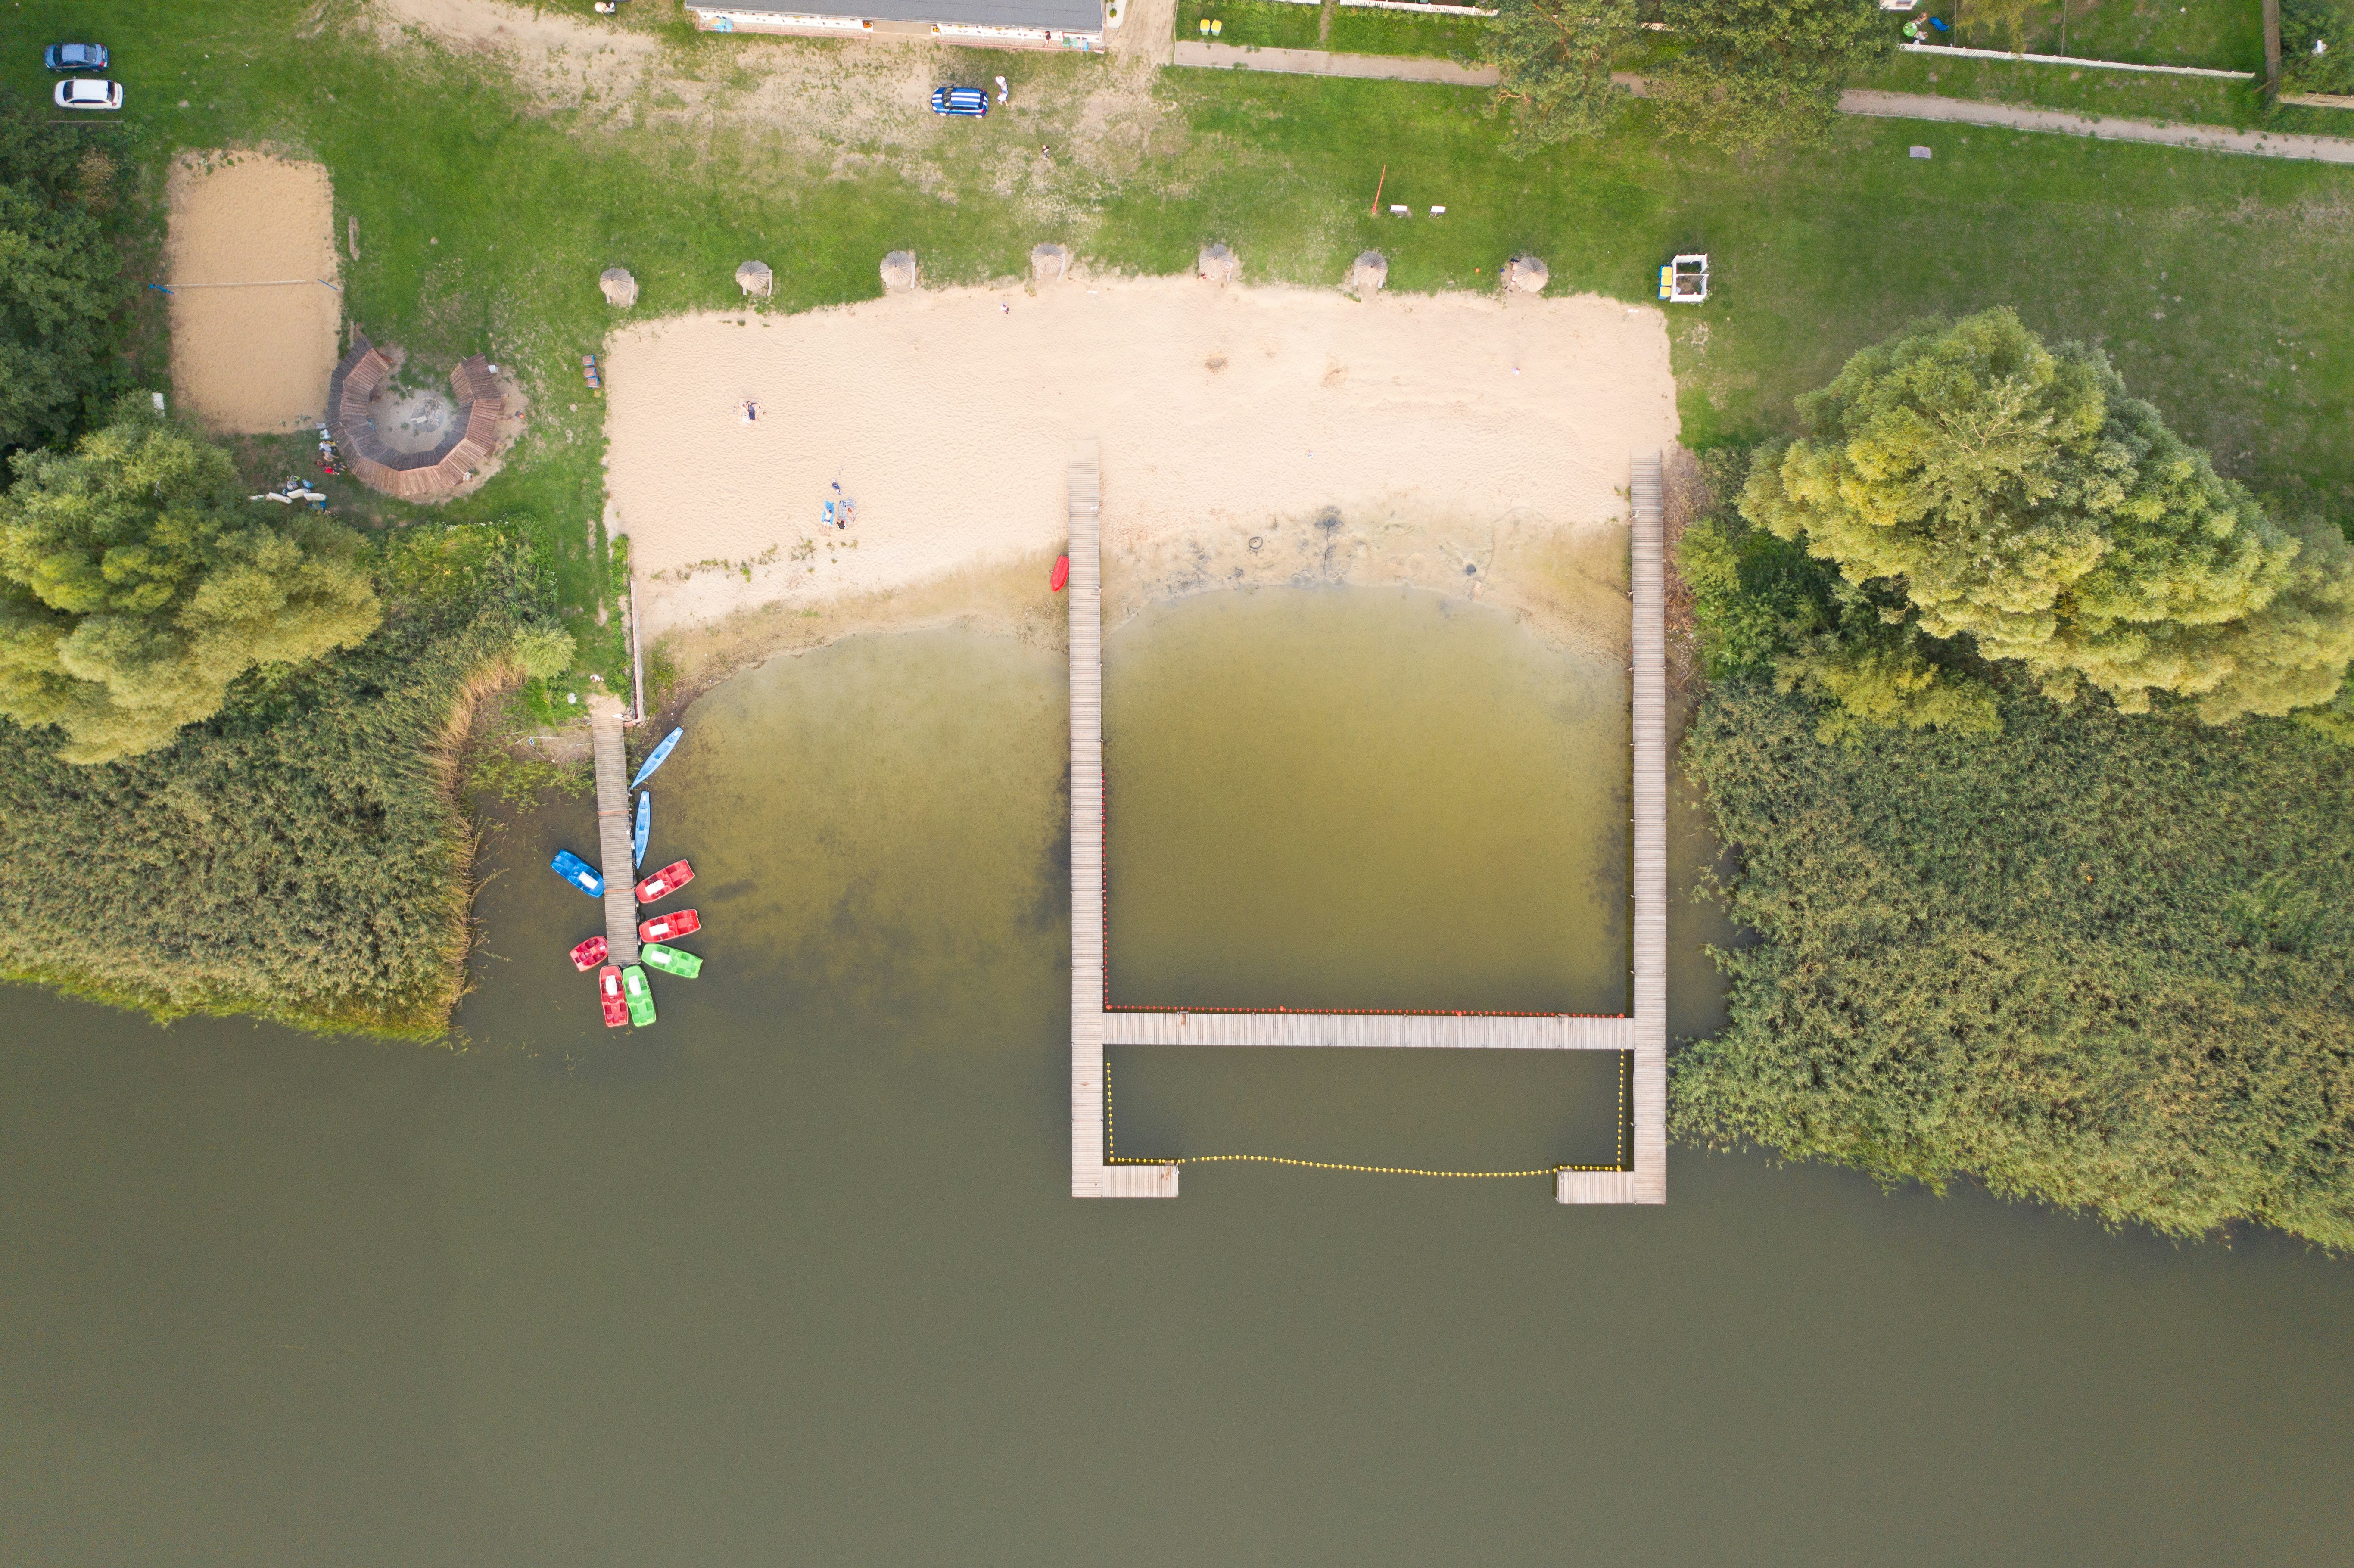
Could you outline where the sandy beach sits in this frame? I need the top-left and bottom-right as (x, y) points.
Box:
(604, 278), (1678, 671)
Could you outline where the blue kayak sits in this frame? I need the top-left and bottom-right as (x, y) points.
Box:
(551, 849), (603, 898)
(632, 792), (650, 869)
(629, 727), (683, 790)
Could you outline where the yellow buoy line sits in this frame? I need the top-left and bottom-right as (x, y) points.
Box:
(1104, 1051), (1629, 1179)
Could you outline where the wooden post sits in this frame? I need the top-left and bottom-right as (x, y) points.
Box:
(2263, 0), (2282, 97)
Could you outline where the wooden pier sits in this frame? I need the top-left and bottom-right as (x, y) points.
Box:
(1068, 451), (1670, 1204)
(589, 695), (641, 967)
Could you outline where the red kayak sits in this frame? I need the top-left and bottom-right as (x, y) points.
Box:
(634, 859), (694, 904)
(597, 964), (628, 1028)
(1050, 554), (1070, 592)
(639, 908), (700, 944)
(570, 935), (609, 972)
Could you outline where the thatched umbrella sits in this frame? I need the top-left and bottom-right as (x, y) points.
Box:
(1350, 251), (1388, 294)
(1196, 243), (1238, 285)
(1503, 255), (1549, 295)
(1030, 243), (1071, 283)
(735, 260), (773, 298)
(599, 267), (638, 307)
(880, 251), (919, 292)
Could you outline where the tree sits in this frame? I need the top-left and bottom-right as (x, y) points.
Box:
(1485, 0), (1641, 152)
(1653, 0), (1893, 153)
(0, 404), (382, 764)
(1740, 308), (2354, 729)
(0, 98), (128, 454)
(1679, 445), (2000, 741)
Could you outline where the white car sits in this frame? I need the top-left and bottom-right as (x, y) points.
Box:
(54, 78), (123, 111)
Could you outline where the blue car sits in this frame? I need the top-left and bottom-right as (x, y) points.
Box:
(551, 849), (604, 898)
(930, 85), (988, 118)
(44, 43), (109, 71)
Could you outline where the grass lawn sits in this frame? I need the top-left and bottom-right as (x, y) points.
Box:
(1329, 7), (1489, 62)
(1177, 0), (1327, 50)
(1926, 0), (2266, 70)
(1176, 0), (1490, 60)
(7, 0), (2352, 588)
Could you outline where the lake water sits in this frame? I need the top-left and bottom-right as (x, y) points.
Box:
(5, 598), (2349, 1566)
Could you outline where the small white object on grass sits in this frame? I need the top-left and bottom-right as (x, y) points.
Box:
(1910, 146), (1933, 159)
(1429, 205), (1445, 216)
(1389, 205), (1410, 216)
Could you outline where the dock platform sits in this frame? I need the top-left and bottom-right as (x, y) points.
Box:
(589, 695), (641, 967)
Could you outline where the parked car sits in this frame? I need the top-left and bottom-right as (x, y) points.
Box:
(44, 44), (108, 71)
(633, 859), (694, 905)
(930, 86), (988, 118)
(54, 78), (123, 111)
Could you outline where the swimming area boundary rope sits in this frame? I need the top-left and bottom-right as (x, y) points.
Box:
(1104, 1048), (1630, 1179)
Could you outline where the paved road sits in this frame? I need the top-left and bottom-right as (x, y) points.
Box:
(1165, 45), (2354, 164)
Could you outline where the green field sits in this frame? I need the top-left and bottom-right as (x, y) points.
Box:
(1176, 0), (1491, 61)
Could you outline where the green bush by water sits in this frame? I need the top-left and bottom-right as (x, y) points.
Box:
(1675, 679), (2354, 1249)
(0, 526), (551, 1038)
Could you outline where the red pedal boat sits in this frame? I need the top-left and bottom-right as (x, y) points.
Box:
(634, 859), (694, 904)
(597, 964), (628, 1028)
(570, 935), (609, 972)
(1050, 554), (1070, 592)
(639, 908), (700, 944)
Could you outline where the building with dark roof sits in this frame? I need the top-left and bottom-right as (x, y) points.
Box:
(687, 0), (1107, 50)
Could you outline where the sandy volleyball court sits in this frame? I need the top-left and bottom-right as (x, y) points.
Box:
(606, 280), (1678, 659)
(166, 153), (341, 435)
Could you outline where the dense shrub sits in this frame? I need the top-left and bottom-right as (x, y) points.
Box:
(2282, 0), (2354, 95)
(1674, 680), (2354, 1248)
(0, 99), (131, 454)
(0, 527), (546, 1036)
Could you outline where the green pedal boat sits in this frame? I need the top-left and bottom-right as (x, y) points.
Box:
(621, 964), (657, 1026)
(641, 943), (702, 979)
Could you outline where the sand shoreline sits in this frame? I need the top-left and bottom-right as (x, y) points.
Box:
(604, 277), (1678, 685)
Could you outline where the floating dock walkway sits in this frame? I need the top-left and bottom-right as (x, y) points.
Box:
(1069, 449), (1669, 1204)
(589, 694), (641, 967)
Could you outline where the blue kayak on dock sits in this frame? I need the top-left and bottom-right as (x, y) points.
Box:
(629, 728), (683, 790)
(632, 793), (650, 869)
(551, 849), (603, 898)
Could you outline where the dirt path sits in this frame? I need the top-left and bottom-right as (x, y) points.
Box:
(1840, 90), (2354, 164)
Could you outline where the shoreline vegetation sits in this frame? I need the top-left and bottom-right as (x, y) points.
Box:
(1669, 311), (2353, 1249)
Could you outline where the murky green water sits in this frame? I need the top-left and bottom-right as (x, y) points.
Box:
(1106, 588), (1626, 1014)
(5, 604), (2351, 1566)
